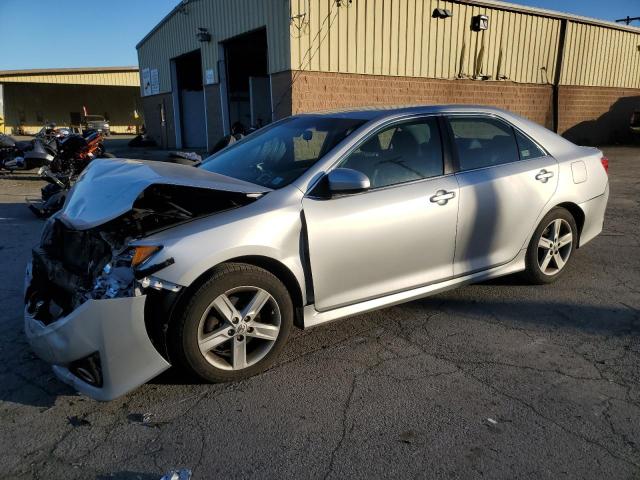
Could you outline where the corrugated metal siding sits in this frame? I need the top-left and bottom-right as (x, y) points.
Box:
(289, 0), (561, 84)
(289, 0), (640, 88)
(561, 21), (640, 88)
(137, 0), (291, 94)
(0, 71), (139, 86)
(138, 0), (640, 91)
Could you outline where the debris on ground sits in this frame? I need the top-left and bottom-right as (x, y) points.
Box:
(67, 415), (91, 427)
(160, 469), (192, 480)
(487, 418), (498, 425)
(398, 429), (418, 444)
(128, 412), (153, 424)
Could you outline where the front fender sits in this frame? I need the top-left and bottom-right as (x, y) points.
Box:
(141, 189), (307, 302)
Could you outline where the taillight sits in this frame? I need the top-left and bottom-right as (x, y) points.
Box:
(600, 156), (609, 174)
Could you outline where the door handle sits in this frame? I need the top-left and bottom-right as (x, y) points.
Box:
(430, 190), (456, 205)
(535, 169), (554, 182)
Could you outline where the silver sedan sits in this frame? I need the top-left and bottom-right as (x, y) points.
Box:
(24, 106), (609, 400)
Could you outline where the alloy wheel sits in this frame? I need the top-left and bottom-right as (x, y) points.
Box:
(197, 286), (281, 370)
(537, 218), (573, 276)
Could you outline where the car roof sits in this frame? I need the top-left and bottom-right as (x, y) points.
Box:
(295, 104), (584, 161)
(295, 104), (518, 121)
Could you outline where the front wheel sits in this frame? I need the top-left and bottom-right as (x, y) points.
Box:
(170, 263), (293, 382)
(523, 207), (578, 284)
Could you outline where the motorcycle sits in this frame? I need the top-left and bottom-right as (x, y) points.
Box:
(0, 123), (68, 171)
(28, 129), (114, 218)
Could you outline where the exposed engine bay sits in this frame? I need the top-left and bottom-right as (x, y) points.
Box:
(26, 184), (259, 325)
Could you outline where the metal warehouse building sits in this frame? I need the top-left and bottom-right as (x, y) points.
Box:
(137, 0), (640, 149)
(0, 67), (142, 135)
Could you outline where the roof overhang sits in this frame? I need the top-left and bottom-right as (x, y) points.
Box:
(0, 67), (140, 87)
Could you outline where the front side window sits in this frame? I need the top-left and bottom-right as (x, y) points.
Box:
(338, 117), (444, 189)
(200, 116), (365, 189)
(448, 116), (519, 171)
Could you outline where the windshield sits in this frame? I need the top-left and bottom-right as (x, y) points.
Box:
(200, 116), (366, 189)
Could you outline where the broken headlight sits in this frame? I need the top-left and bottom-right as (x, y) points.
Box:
(89, 245), (180, 300)
(89, 245), (162, 299)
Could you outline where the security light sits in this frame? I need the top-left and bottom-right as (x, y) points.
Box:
(472, 15), (489, 31)
(433, 8), (453, 19)
(197, 27), (211, 43)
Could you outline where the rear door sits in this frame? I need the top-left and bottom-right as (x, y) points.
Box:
(303, 116), (459, 311)
(446, 115), (558, 275)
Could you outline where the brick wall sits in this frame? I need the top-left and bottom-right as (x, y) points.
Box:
(558, 85), (640, 145)
(289, 71), (554, 129)
(142, 71), (640, 151)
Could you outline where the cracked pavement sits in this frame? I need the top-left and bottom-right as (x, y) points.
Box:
(0, 147), (638, 479)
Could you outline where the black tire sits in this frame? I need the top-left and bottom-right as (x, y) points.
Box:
(41, 182), (63, 201)
(169, 263), (293, 383)
(523, 207), (578, 285)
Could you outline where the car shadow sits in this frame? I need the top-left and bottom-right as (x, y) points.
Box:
(95, 472), (159, 480)
(148, 366), (202, 386)
(3, 294), (637, 405)
(411, 294), (639, 336)
(477, 273), (530, 286)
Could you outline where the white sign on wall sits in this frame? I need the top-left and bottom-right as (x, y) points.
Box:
(205, 68), (215, 85)
(142, 68), (151, 96)
(150, 69), (160, 95)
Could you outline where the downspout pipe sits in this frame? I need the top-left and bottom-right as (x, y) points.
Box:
(552, 19), (567, 133)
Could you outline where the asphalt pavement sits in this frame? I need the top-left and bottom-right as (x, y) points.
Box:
(0, 147), (638, 479)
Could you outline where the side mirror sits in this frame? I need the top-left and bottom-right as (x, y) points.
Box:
(327, 168), (370, 193)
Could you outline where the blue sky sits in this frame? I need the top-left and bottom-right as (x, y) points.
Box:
(1, 0), (638, 70)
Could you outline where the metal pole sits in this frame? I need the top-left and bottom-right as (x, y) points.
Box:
(615, 16), (640, 25)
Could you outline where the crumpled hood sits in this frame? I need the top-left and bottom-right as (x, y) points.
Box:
(59, 158), (270, 230)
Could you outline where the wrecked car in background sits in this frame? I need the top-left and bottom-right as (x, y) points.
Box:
(24, 106), (609, 400)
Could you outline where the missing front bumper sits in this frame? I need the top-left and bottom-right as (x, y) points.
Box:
(24, 269), (171, 401)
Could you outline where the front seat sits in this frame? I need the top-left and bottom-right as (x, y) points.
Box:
(373, 129), (421, 187)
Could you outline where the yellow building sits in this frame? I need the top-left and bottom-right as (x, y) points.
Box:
(0, 66), (142, 135)
(137, 0), (640, 149)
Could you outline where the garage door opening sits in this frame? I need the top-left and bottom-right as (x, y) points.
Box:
(223, 28), (271, 132)
(174, 50), (207, 148)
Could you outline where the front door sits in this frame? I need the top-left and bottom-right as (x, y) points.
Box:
(446, 115), (559, 275)
(303, 117), (459, 311)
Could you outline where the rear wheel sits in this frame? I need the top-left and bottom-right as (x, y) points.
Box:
(170, 263), (293, 382)
(524, 207), (577, 284)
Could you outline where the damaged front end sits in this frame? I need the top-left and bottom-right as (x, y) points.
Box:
(27, 183), (259, 321)
(24, 176), (263, 400)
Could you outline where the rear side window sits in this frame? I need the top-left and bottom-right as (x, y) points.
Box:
(448, 116), (520, 171)
(514, 129), (546, 160)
